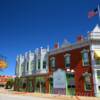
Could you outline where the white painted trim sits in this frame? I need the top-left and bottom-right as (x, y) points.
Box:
(64, 53), (71, 57)
(81, 49), (89, 53)
(50, 57), (55, 60)
(81, 51), (89, 67)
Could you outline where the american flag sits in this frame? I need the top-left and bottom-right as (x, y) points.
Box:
(88, 8), (98, 18)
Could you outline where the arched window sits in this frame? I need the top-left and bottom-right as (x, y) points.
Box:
(50, 57), (55, 67)
(64, 53), (70, 68)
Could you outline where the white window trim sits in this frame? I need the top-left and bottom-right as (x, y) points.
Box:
(81, 49), (89, 53)
(50, 57), (55, 67)
(81, 49), (89, 66)
(50, 57), (55, 60)
(83, 73), (92, 91)
(64, 53), (70, 68)
(84, 82), (92, 91)
(64, 53), (71, 57)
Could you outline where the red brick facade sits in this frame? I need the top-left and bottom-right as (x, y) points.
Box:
(48, 45), (94, 96)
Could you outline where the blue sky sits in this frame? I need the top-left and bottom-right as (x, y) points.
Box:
(0, 0), (99, 75)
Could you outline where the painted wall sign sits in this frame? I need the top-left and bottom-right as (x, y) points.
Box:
(53, 69), (66, 88)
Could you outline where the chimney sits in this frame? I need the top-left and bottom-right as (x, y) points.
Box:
(54, 42), (59, 49)
(77, 35), (84, 42)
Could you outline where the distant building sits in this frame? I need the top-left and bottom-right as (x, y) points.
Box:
(0, 75), (14, 87)
(48, 25), (100, 97)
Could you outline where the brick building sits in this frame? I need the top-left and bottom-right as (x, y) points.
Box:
(14, 24), (100, 97)
(48, 25), (100, 96)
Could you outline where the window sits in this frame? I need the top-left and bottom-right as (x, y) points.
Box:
(38, 59), (40, 69)
(95, 58), (100, 65)
(31, 60), (34, 71)
(98, 86), (100, 91)
(26, 62), (29, 71)
(96, 70), (100, 82)
(85, 83), (92, 91)
(21, 63), (24, 73)
(66, 73), (75, 95)
(84, 75), (92, 91)
(64, 54), (70, 68)
(81, 50), (89, 66)
(50, 57), (55, 67)
(43, 61), (46, 69)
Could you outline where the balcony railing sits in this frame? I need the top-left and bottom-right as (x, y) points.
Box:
(19, 69), (48, 77)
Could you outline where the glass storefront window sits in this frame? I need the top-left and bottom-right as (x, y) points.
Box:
(66, 73), (75, 95)
(96, 70), (100, 83)
(98, 86), (100, 91)
(96, 70), (100, 94)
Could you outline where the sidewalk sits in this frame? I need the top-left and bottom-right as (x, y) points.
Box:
(0, 88), (100, 100)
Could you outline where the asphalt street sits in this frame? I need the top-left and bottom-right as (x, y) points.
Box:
(0, 93), (53, 100)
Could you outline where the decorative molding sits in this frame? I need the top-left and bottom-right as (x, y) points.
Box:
(49, 40), (90, 55)
(50, 57), (55, 60)
(64, 53), (71, 57)
(81, 49), (89, 53)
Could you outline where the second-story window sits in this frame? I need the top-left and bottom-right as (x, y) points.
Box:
(43, 61), (46, 69)
(81, 49), (89, 66)
(21, 63), (24, 73)
(31, 60), (34, 71)
(50, 57), (55, 67)
(27, 61), (29, 71)
(64, 54), (70, 68)
(38, 59), (40, 69)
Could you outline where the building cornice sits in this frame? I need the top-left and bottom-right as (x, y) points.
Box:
(49, 40), (90, 55)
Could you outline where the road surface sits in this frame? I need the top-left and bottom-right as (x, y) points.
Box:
(0, 93), (53, 100)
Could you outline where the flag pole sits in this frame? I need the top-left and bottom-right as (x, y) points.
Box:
(98, 4), (100, 25)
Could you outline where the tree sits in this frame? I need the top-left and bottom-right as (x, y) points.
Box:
(5, 78), (14, 89)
